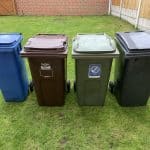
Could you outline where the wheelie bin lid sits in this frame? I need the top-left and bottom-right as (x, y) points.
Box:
(72, 33), (119, 58)
(116, 31), (150, 53)
(0, 33), (22, 48)
(21, 34), (68, 57)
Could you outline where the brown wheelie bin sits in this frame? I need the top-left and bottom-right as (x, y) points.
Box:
(21, 34), (70, 106)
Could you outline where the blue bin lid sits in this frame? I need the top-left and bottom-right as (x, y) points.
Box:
(0, 33), (22, 47)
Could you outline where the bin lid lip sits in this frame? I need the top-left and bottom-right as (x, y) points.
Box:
(73, 33), (116, 53)
(24, 34), (67, 52)
(0, 33), (22, 46)
(116, 31), (150, 53)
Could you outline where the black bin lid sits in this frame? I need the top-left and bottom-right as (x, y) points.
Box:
(116, 31), (150, 53)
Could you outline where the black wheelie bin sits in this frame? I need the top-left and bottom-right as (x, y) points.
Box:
(109, 31), (150, 106)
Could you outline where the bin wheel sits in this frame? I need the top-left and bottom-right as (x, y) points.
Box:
(66, 80), (70, 93)
(29, 81), (34, 92)
(109, 81), (115, 94)
(74, 81), (76, 92)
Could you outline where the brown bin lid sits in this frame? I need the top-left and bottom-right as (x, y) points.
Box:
(24, 34), (67, 53)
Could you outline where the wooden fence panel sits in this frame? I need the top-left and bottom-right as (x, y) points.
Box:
(112, 0), (139, 9)
(140, 0), (150, 19)
(112, 0), (120, 6)
(111, 0), (150, 29)
(0, 0), (16, 15)
(123, 0), (138, 10)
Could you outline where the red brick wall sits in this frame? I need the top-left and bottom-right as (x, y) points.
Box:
(16, 0), (108, 16)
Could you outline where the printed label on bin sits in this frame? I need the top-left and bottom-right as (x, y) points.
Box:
(41, 63), (51, 70)
(88, 64), (101, 78)
(40, 63), (53, 78)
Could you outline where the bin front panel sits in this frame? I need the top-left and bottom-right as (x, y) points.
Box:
(116, 57), (150, 106)
(0, 47), (28, 101)
(75, 58), (112, 106)
(28, 57), (65, 106)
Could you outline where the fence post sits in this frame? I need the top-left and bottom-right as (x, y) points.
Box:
(119, 0), (123, 18)
(108, 0), (112, 15)
(13, 0), (17, 15)
(135, 0), (142, 29)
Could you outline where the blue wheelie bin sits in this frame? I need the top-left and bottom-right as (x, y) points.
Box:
(0, 33), (29, 102)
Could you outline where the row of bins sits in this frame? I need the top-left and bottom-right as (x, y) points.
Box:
(0, 31), (150, 106)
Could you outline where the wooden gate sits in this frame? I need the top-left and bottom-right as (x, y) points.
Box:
(0, 0), (16, 15)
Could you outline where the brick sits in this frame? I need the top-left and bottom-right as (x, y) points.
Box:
(14, 0), (109, 16)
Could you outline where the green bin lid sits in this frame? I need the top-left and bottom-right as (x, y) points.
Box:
(73, 34), (116, 53)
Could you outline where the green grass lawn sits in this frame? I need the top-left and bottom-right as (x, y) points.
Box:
(0, 16), (149, 150)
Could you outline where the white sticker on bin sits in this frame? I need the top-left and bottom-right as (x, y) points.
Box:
(41, 63), (51, 70)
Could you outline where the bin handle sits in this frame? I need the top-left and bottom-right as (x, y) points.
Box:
(25, 40), (32, 48)
(105, 34), (116, 49)
(72, 37), (79, 50)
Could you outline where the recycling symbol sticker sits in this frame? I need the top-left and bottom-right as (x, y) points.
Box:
(88, 64), (101, 78)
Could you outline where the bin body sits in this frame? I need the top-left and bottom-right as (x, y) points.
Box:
(21, 34), (68, 106)
(113, 31), (150, 106)
(75, 59), (112, 105)
(0, 33), (29, 101)
(72, 34), (119, 106)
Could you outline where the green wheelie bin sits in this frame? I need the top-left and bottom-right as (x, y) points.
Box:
(72, 33), (119, 106)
